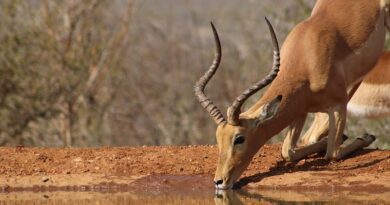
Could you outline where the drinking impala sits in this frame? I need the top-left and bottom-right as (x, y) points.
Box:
(195, 0), (389, 189)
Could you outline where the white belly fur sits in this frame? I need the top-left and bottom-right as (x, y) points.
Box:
(347, 103), (390, 118)
(348, 83), (390, 118)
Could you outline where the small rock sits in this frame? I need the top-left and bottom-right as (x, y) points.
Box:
(42, 177), (49, 183)
(73, 157), (82, 162)
(179, 168), (184, 172)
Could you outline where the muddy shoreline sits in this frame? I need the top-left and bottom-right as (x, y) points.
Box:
(0, 144), (389, 194)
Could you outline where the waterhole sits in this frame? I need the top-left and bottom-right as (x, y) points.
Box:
(1, 175), (388, 205)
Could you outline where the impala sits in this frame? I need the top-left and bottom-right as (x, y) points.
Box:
(348, 52), (390, 117)
(195, 0), (390, 190)
(300, 51), (390, 146)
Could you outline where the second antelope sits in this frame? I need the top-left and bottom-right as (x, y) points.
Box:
(195, 0), (389, 189)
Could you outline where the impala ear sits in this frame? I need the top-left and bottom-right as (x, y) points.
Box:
(256, 95), (282, 127)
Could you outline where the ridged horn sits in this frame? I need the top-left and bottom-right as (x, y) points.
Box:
(194, 22), (226, 125)
(227, 17), (280, 125)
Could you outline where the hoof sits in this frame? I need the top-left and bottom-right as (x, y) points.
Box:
(358, 133), (376, 146)
(324, 153), (332, 161)
(282, 149), (295, 162)
(324, 152), (341, 161)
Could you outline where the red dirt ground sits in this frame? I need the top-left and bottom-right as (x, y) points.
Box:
(0, 144), (389, 193)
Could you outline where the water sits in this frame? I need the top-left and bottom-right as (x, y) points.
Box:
(1, 175), (388, 204)
(1, 189), (388, 205)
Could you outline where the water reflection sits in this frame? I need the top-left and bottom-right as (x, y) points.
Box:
(1, 189), (388, 205)
(215, 190), (244, 205)
(215, 189), (390, 205)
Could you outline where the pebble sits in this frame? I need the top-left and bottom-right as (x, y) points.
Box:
(42, 177), (49, 183)
(73, 157), (82, 162)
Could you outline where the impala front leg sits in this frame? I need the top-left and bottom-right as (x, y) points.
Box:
(282, 115), (306, 161)
(299, 112), (329, 146)
(326, 105), (346, 160)
(300, 82), (362, 147)
(326, 105), (375, 160)
(282, 114), (328, 162)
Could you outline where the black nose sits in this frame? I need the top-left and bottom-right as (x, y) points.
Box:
(214, 179), (223, 185)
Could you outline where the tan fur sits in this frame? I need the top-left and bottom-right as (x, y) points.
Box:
(361, 52), (390, 84)
(213, 0), (388, 190)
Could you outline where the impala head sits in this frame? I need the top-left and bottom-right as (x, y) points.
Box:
(194, 18), (281, 189)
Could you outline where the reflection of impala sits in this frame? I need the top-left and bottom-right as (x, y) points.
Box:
(195, 0), (390, 189)
(301, 51), (390, 146)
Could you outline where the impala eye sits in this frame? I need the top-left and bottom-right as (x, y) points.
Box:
(234, 135), (245, 145)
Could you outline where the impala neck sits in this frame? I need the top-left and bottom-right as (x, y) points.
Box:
(243, 75), (308, 148)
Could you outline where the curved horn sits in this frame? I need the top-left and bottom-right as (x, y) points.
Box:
(194, 22), (226, 125)
(227, 17), (280, 125)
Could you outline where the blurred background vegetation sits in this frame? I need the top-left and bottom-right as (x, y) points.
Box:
(0, 0), (388, 149)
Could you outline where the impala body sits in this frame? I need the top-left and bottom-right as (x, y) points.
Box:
(195, 0), (390, 189)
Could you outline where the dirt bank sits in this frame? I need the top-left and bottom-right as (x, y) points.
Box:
(0, 144), (389, 192)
